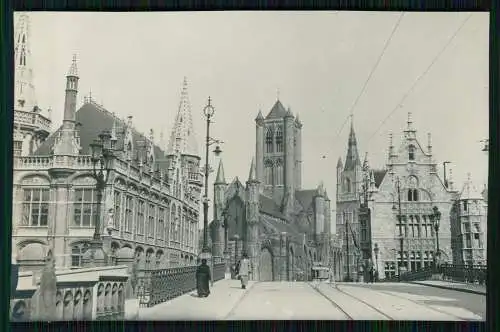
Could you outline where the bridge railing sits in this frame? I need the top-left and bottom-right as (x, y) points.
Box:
(136, 263), (226, 308)
(381, 263), (487, 285)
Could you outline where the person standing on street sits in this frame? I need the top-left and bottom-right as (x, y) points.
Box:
(236, 253), (251, 289)
(196, 259), (211, 297)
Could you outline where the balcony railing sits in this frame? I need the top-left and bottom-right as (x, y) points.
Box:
(136, 262), (226, 308)
(14, 110), (51, 133)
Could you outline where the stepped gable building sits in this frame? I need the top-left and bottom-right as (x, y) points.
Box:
(337, 113), (458, 280)
(13, 13), (52, 157)
(450, 174), (487, 266)
(12, 53), (203, 271)
(210, 99), (342, 281)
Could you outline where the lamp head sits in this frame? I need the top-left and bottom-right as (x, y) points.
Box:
(90, 139), (103, 160)
(213, 144), (222, 156)
(203, 97), (215, 118)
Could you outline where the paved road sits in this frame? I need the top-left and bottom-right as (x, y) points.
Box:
(138, 280), (484, 321)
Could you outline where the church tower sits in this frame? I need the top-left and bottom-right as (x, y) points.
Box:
(246, 158), (260, 279)
(255, 97), (302, 215)
(13, 13), (52, 156)
(165, 77), (202, 200)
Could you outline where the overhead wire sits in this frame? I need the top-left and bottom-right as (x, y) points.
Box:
(366, 13), (473, 144)
(327, 12), (405, 157)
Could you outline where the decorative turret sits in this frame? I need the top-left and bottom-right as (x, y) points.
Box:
(314, 182), (326, 238)
(245, 158), (260, 280)
(52, 55), (81, 156)
(212, 160), (227, 259)
(404, 112), (417, 141)
(281, 106), (296, 216)
(14, 13), (37, 113)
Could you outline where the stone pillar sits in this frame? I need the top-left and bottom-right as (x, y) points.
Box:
(280, 232), (288, 281)
(30, 251), (57, 321)
(50, 181), (72, 268)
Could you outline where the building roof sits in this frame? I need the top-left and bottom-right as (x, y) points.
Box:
(460, 175), (484, 200)
(33, 101), (170, 170)
(259, 194), (286, 219)
(372, 169), (387, 188)
(295, 189), (318, 210)
(265, 100), (288, 119)
(259, 214), (303, 243)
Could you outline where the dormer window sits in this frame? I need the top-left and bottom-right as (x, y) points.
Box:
(408, 145), (416, 161)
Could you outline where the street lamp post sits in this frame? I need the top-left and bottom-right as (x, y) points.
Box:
(392, 176), (404, 278)
(88, 130), (115, 266)
(373, 243), (379, 282)
(201, 97), (223, 258)
(344, 211), (351, 282)
(222, 207), (230, 276)
(431, 206), (441, 269)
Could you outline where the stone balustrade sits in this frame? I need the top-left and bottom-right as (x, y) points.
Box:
(14, 109), (51, 133)
(10, 265), (130, 321)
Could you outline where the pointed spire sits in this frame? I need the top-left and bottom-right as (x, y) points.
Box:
(427, 133), (432, 154)
(285, 106), (293, 118)
(149, 128), (154, 142)
(166, 77), (198, 156)
(247, 157), (257, 182)
(407, 112), (413, 129)
(14, 13), (37, 112)
(344, 114), (360, 170)
(215, 160), (226, 184)
(363, 152), (369, 171)
(110, 112), (118, 142)
(336, 157), (343, 169)
(68, 54), (78, 77)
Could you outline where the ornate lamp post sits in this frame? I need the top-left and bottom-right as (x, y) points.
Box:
(201, 97), (223, 260)
(373, 243), (379, 282)
(222, 207), (230, 275)
(392, 176), (404, 278)
(431, 206), (441, 268)
(87, 130), (115, 266)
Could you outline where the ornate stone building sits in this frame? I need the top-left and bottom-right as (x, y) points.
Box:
(450, 174), (487, 266)
(13, 13), (52, 157)
(12, 53), (203, 271)
(337, 113), (458, 280)
(210, 99), (342, 281)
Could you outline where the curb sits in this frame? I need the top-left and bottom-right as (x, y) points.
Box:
(409, 281), (486, 296)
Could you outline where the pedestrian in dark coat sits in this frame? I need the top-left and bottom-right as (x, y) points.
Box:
(196, 259), (211, 297)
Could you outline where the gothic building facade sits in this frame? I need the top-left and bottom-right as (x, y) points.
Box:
(12, 48), (203, 270)
(210, 100), (342, 281)
(13, 13), (52, 157)
(337, 114), (459, 280)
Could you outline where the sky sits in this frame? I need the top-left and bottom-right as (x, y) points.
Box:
(19, 11), (489, 231)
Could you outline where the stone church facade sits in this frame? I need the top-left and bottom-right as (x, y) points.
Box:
(11, 16), (203, 272)
(337, 114), (460, 280)
(210, 100), (342, 281)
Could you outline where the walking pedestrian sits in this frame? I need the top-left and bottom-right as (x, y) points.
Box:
(196, 259), (211, 297)
(236, 253), (251, 289)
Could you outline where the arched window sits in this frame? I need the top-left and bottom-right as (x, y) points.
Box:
(264, 159), (273, 185)
(276, 127), (283, 153)
(408, 145), (416, 161)
(266, 128), (274, 153)
(275, 159), (283, 185)
(345, 178), (351, 193)
(407, 189), (413, 201)
(170, 204), (176, 241)
(413, 189), (419, 201)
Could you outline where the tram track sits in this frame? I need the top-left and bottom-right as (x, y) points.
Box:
(309, 282), (394, 320)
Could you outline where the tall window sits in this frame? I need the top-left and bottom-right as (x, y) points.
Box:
(137, 200), (145, 234)
(114, 191), (122, 229)
(165, 205), (170, 241)
(266, 128), (274, 153)
(158, 207), (165, 240)
(408, 189), (419, 201)
(22, 188), (49, 226)
(170, 205), (176, 241)
(408, 145), (415, 161)
(73, 188), (97, 227)
(384, 261), (396, 279)
(125, 195), (133, 232)
(275, 159), (283, 185)
(415, 216), (421, 238)
(71, 243), (90, 267)
(148, 204), (155, 238)
(276, 127), (283, 152)
(463, 201), (468, 212)
(264, 159), (273, 185)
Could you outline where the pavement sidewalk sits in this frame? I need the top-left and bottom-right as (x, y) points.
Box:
(409, 280), (486, 295)
(138, 279), (256, 320)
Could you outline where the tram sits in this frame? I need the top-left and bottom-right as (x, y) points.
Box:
(310, 262), (330, 282)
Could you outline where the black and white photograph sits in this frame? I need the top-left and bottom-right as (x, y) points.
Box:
(9, 10), (488, 321)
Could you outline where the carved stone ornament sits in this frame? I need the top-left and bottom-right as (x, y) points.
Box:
(21, 175), (50, 186)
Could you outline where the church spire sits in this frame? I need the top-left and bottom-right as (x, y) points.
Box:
(14, 13), (37, 112)
(166, 77), (199, 157)
(247, 157), (257, 183)
(215, 159), (226, 184)
(344, 115), (361, 170)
